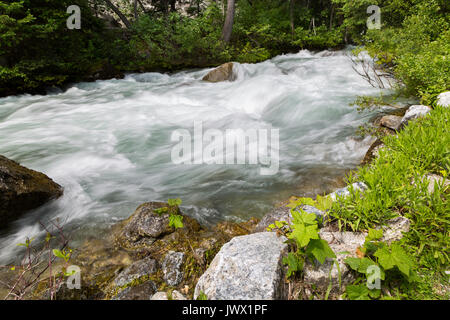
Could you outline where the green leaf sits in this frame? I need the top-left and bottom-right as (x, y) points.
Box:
(169, 214), (184, 229)
(306, 239), (336, 264)
(346, 284), (371, 300)
(168, 198), (182, 206)
(289, 222), (319, 248)
(367, 228), (383, 241)
(374, 243), (414, 279)
(52, 249), (65, 259)
(283, 252), (302, 278)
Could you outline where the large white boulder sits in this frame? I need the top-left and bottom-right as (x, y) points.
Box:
(194, 232), (288, 300)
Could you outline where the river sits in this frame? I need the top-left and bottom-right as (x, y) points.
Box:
(0, 48), (384, 263)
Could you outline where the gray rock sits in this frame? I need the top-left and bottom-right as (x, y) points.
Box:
(380, 115), (403, 131)
(115, 202), (174, 248)
(114, 256), (158, 287)
(113, 281), (157, 300)
(381, 217), (411, 244)
(162, 251), (185, 287)
(304, 231), (366, 291)
(0, 155), (63, 227)
(194, 232), (288, 300)
(424, 174), (450, 194)
(304, 216), (410, 291)
(202, 63), (235, 82)
(436, 92), (450, 108)
(151, 292), (168, 300)
(254, 204), (326, 233)
(400, 105), (432, 128)
(171, 290), (187, 300)
(328, 182), (368, 201)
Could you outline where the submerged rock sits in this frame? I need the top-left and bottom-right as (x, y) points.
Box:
(400, 105), (431, 128)
(0, 155), (63, 227)
(194, 232), (288, 300)
(436, 92), (450, 108)
(202, 62), (235, 82)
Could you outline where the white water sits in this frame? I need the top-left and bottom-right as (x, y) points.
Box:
(0, 49), (384, 263)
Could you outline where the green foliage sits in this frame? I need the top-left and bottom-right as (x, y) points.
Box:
(343, 230), (417, 300)
(196, 291), (208, 300)
(153, 198), (185, 229)
(270, 205), (336, 279)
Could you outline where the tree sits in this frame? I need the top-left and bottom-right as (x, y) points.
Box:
(103, 0), (132, 28)
(222, 0), (235, 42)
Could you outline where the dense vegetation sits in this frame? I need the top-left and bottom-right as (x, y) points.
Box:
(1, 0), (448, 99)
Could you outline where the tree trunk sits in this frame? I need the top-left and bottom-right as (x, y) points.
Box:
(103, 0), (132, 28)
(222, 0), (236, 43)
(289, 0), (296, 36)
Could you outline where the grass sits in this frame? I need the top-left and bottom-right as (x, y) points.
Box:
(329, 105), (450, 299)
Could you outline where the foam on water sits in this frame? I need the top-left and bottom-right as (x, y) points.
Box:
(0, 48), (384, 263)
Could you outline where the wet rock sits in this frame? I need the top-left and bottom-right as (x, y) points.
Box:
(328, 182), (368, 201)
(0, 155), (63, 227)
(400, 105), (431, 128)
(380, 115), (403, 131)
(436, 92), (450, 108)
(254, 204), (326, 233)
(114, 202), (175, 249)
(113, 281), (157, 300)
(162, 251), (185, 287)
(113, 256), (158, 287)
(202, 62), (235, 82)
(194, 232), (288, 300)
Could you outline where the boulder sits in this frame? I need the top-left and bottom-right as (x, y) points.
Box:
(0, 155), (63, 227)
(380, 115), (403, 131)
(254, 205), (326, 233)
(113, 281), (157, 300)
(202, 62), (235, 82)
(113, 256), (158, 287)
(162, 251), (185, 287)
(194, 232), (288, 300)
(436, 92), (450, 108)
(327, 182), (368, 201)
(114, 202), (176, 249)
(400, 105), (431, 128)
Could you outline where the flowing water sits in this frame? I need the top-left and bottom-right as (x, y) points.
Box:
(0, 49), (385, 263)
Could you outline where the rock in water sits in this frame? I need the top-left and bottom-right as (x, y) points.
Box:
(436, 92), (450, 108)
(202, 62), (235, 82)
(194, 232), (288, 300)
(0, 155), (63, 227)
